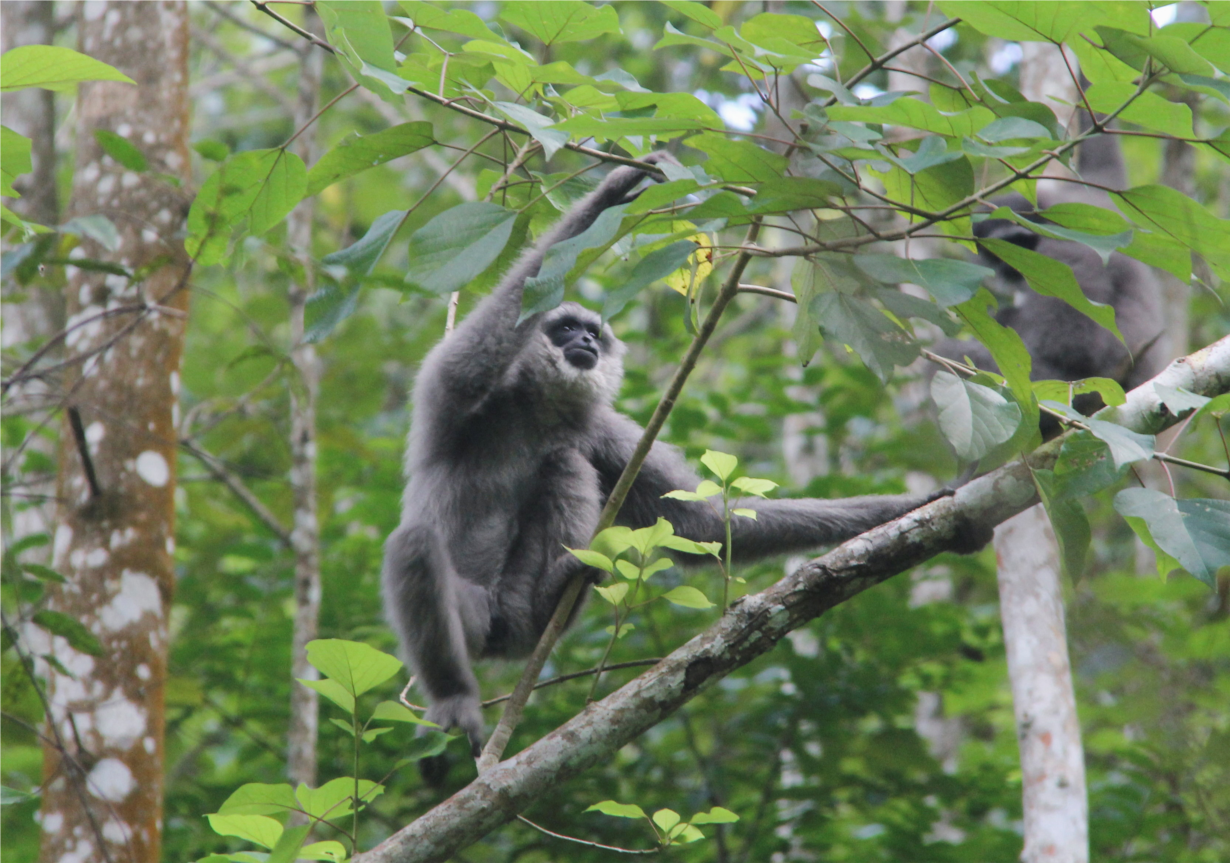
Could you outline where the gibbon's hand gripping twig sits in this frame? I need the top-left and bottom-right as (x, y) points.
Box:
(475, 219), (762, 773)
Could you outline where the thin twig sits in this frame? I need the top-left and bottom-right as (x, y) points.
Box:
(180, 438), (293, 545)
(250, 0), (335, 53)
(481, 659), (663, 707)
(737, 283), (796, 303)
(517, 815), (659, 854)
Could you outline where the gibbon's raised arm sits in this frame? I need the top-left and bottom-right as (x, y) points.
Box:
(417, 162), (659, 420)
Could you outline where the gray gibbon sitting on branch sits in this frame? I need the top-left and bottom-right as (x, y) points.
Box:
(933, 114), (1166, 434)
(383, 154), (974, 779)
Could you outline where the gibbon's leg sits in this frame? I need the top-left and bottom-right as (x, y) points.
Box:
(381, 522), (488, 754)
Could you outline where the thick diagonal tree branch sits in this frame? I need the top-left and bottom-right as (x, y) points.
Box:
(356, 338), (1230, 863)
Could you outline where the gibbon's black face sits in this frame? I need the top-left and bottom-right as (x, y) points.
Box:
(547, 313), (603, 370)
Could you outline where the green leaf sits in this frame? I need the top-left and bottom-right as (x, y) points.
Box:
(980, 238), (1123, 340)
(1, 126), (32, 196)
(186, 149), (307, 265)
(193, 139), (229, 162)
(317, 1), (397, 95)
(1033, 469), (1090, 580)
(732, 508), (758, 519)
(692, 806), (739, 824)
(659, 535), (721, 557)
(297, 678), (355, 714)
(500, 1), (621, 45)
(0, 45), (135, 92)
(371, 700), (432, 725)
(1032, 377), (1126, 409)
(730, 476), (777, 497)
(595, 582), (629, 605)
(1113, 184), (1230, 279)
(567, 547), (614, 573)
(307, 123), (433, 196)
(662, 586), (714, 609)
(830, 100), (994, 138)
(976, 116), (1052, 142)
(1114, 489), (1230, 587)
(323, 209), (405, 280)
(987, 206), (1130, 265)
(653, 809), (681, 831)
(1039, 202), (1131, 236)
(592, 526), (636, 557)
(603, 240), (698, 321)
(685, 133), (788, 183)
(586, 800), (647, 819)
(700, 450), (738, 481)
(94, 129), (147, 172)
(1152, 384), (1209, 418)
(662, 489), (709, 502)
(493, 102), (568, 160)
(299, 841), (347, 863)
(854, 254), (992, 308)
(1192, 392), (1230, 425)
(205, 814), (283, 849)
(405, 202), (518, 295)
(675, 824), (706, 843)
(59, 215), (121, 252)
(304, 283), (360, 345)
(1043, 401), (1154, 468)
(265, 825), (309, 863)
(399, 1), (498, 40)
(931, 371), (1022, 462)
(521, 204), (627, 321)
(296, 777), (382, 820)
(403, 729), (450, 760)
(22, 564), (66, 583)
(31, 611), (103, 657)
(615, 560), (642, 581)
(217, 783), (297, 816)
(1085, 81), (1195, 138)
(0, 785), (35, 805)
(813, 291), (919, 383)
(329, 717), (355, 736)
(1095, 27), (1214, 76)
(661, 0), (721, 29)
(306, 639), (403, 698)
(1052, 431), (1125, 499)
(936, 2), (1136, 42)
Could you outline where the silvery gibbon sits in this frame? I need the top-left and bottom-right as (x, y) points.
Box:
(384, 154), (959, 775)
(934, 115), (1165, 432)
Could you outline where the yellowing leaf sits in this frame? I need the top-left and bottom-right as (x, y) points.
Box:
(665, 232), (714, 294)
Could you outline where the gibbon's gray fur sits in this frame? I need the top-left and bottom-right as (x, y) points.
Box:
(934, 116), (1165, 431)
(384, 156), (954, 770)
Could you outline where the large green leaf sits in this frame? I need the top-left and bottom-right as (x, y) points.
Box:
(500, 1), (621, 45)
(1113, 184), (1230, 279)
(217, 783), (297, 816)
(812, 291), (919, 383)
(953, 290), (1034, 406)
(936, 2), (1147, 42)
(685, 133), (787, 183)
(304, 639), (403, 699)
(1051, 431), (1126, 498)
(985, 206), (1131, 265)
(854, 254), (992, 307)
(307, 123), (433, 196)
(404, 202), (518, 295)
(602, 240), (698, 321)
(980, 238), (1122, 340)
(206, 814), (283, 849)
(1085, 82), (1195, 138)
(931, 371), (1022, 461)
(1033, 469), (1090, 580)
(1115, 489), (1230, 587)
(829, 100), (995, 138)
(1094, 27), (1214, 76)
(318, 0), (398, 97)
(494, 102), (568, 159)
(586, 800), (647, 819)
(94, 129), (147, 172)
(399, 1), (498, 40)
(0, 45), (135, 92)
(296, 777), (383, 820)
(1043, 401), (1154, 468)
(186, 149), (306, 265)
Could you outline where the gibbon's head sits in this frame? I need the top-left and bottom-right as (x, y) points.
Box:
(535, 301), (624, 406)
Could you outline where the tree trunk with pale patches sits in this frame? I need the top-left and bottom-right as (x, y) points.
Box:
(998, 43), (1089, 863)
(286, 11), (324, 792)
(36, 4), (190, 862)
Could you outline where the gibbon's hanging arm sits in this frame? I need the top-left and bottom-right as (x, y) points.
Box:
(475, 218), (764, 772)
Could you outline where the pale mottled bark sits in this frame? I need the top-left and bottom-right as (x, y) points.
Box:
(995, 505), (1088, 863)
(35, 4), (191, 863)
(355, 338), (1230, 863)
(286, 11), (324, 792)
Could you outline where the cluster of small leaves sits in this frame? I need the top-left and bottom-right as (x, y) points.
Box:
(198, 640), (444, 862)
(585, 799), (738, 848)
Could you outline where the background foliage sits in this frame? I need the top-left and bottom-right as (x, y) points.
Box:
(3, 2), (1228, 861)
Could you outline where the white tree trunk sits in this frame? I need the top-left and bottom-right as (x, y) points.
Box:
(995, 506), (1088, 862)
(286, 11), (324, 791)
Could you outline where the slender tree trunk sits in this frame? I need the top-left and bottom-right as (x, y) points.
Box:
(286, 11), (324, 791)
(1, 0), (64, 560)
(999, 44), (1089, 863)
(35, 5), (191, 863)
(995, 507), (1088, 863)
